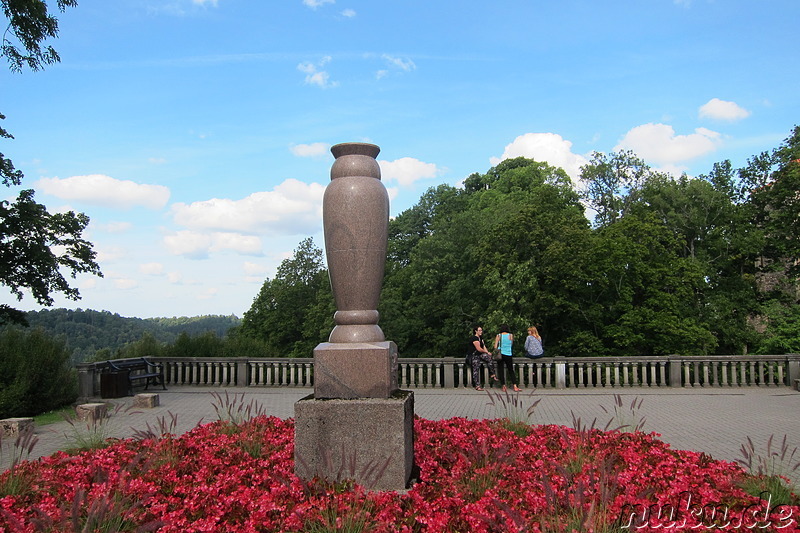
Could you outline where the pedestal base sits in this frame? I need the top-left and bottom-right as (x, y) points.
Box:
(294, 390), (414, 492)
(314, 341), (398, 399)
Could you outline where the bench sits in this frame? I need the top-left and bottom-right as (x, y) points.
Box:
(104, 357), (166, 395)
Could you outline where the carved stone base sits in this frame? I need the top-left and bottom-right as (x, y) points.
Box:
(313, 341), (398, 399)
(294, 391), (414, 492)
(0, 418), (34, 437)
(76, 403), (107, 422)
(134, 393), (160, 408)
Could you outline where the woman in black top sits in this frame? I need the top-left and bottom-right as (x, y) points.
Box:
(469, 326), (497, 391)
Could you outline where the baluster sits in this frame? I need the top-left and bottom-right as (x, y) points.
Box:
(577, 363), (585, 388)
(710, 361), (718, 387)
(658, 361), (667, 387)
(777, 363), (784, 386)
(632, 363), (640, 386)
(767, 362), (775, 387)
(213, 362), (221, 386)
(649, 362), (657, 387)
(720, 362), (728, 386)
(749, 361), (757, 386)
(622, 363), (630, 387)
(683, 363), (691, 387)
(604, 364), (611, 388)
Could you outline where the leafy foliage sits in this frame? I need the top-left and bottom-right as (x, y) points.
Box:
(235, 237), (334, 358)
(0, 326), (77, 418)
(235, 128), (800, 358)
(19, 309), (241, 362)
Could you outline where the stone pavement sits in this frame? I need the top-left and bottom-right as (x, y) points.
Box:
(3, 386), (799, 483)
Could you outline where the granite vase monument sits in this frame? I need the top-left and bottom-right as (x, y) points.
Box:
(294, 142), (415, 492)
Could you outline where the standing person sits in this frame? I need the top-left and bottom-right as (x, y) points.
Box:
(469, 326), (497, 391)
(494, 324), (521, 392)
(524, 326), (544, 358)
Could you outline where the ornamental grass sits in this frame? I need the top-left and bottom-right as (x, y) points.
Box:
(0, 408), (798, 532)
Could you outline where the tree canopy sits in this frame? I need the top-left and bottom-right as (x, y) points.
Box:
(238, 127), (800, 358)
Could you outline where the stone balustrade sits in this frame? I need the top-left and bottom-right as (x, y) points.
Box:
(75, 354), (800, 401)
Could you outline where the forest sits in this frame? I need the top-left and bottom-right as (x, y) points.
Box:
(236, 126), (800, 359)
(19, 309), (241, 363)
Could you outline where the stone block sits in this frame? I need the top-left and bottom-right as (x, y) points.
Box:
(314, 341), (398, 399)
(133, 393), (160, 408)
(294, 390), (414, 492)
(75, 403), (108, 422)
(0, 417), (34, 438)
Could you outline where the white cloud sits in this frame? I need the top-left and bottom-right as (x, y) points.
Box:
(243, 261), (268, 282)
(614, 123), (721, 166)
(113, 277), (138, 290)
(243, 261), (267, 276)
(382, 54), (416, 72)
(298, 56), (338, 88)
(698, 98), (751, 122)
(36, 174), (170, 210)
(96, 245), (127, 264)
(341, 8), (356, 17)
(163, 231), (264, 259)
(197, 288), (219, 300)
(379, 157), (444, 188)
(170, 178), (325, 235)
(167, 272), (183, 284)
(163, 231), (212, 259)
(212, 233), (263, 255)
(139, 262), (164, 275)
(92, 221), (133, 233)
(303, 0), (334, 8)
(193, 0), (218, 5)
(490, 133), (589, 180)
(290, 142), (329, 157)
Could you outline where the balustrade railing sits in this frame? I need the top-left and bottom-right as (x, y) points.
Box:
(76, 354), (800, 401)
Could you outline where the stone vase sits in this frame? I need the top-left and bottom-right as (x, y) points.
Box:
(323, 142), (388, 343)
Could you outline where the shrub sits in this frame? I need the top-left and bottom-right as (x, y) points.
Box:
(0, 327), (78, 418)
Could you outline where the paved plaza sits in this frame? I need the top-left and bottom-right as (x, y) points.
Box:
(3, 386), (799, 483)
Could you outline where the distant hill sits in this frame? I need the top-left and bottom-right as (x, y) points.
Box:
(21, 309), (241, 363)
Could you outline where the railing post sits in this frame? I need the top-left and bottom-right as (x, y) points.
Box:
(555, 358), (566, 389)
(668, 355), (682, 388)
(236, 359), (248, 386)
(443, 358), (455, 388)
(76, 362), (98, 402)
(788, 355), (800, 387)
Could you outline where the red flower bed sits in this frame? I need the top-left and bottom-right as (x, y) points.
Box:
(1, 416), (797, 532)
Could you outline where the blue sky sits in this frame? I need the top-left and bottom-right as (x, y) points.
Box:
(2, 0), (797, 319)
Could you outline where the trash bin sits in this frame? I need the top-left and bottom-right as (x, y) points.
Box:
(100, 371), (129, 399)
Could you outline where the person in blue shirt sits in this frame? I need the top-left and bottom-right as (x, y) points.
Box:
(493, 324), (521, 392)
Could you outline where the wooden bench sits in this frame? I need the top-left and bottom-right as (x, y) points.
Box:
(104, 358), (166, 395)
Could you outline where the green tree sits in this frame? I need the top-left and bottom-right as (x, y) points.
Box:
(1, 0), (101, 325)
(236, 238), (333, 357)
(0, 326), (77, 417)
(580, 150), (651, 227)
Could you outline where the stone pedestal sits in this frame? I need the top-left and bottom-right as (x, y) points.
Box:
(314, 341), (398, 399)
(0, 418), (34, 437)
(294, 390), (414, 492)
(133, 393), (160, 408)
(76, 403), (107, 422)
